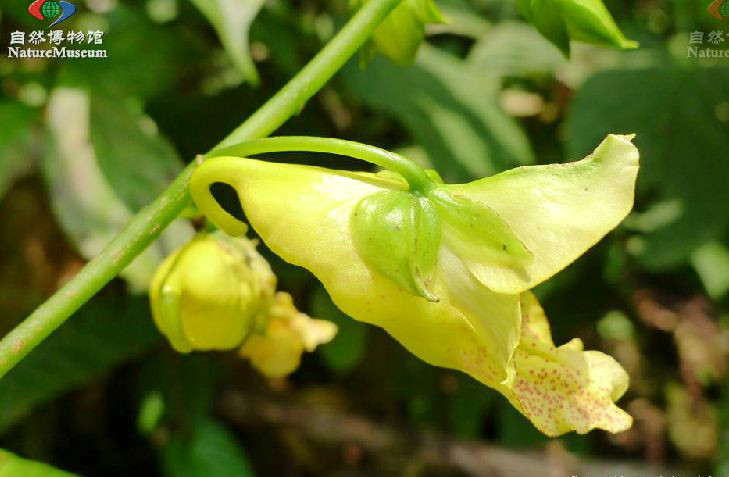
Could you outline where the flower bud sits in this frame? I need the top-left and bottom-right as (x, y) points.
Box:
(351, 190), (441, 301)
(149, 232), (275, 353)
(515, 0), (637, 56)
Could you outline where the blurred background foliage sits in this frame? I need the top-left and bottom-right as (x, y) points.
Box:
(1, 0), (729, 475)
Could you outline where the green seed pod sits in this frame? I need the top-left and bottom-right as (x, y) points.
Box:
(351, 190), (441, 301)
(149, 232), (276, 353)
(428, 188), (533, 268)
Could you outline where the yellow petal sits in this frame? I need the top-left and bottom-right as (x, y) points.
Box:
(501, 293), (632, 436)
(434, 247), (520, 386)
(519, 291), (553, 347)
(240, 319), (305, 378)
(240, 292), (336, 377)
(447, 134), (639, 294)
(271, 292), (337, 351)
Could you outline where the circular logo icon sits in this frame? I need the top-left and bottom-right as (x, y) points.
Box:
(40, 1), (60, 19)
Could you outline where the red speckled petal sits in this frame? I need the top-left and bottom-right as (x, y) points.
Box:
(502, 293), (632, 436)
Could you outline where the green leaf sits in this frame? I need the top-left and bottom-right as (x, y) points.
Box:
(691, 241), (729, 300)
(162, 418), (254, 477)
(312, 287), (368, 373)
(90, 96), (184, 212)
(423, 0), (489, 39)
(137, 354), (222, 423)
(189, 0), (264, 85)
(57, 5), (188, 99)
(42, 88), (193, 292)
(137, 391), (165, 436)
(0, 449), (78, 477)
(467, 22), (565, 77)
(567, 68), (729, 268)
(343, 45), (534, 182)
(0, 294), (159, 434)
(516, 0), (570, 54)
(356, 0), (444, 66)
(0, 102), (37, 202)
(516, 0), (637, 55)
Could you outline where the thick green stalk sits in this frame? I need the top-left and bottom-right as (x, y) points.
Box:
(0, 0), (402, 380)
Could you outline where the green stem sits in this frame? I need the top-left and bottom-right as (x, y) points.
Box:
(0, 0), (402, 380)
(0, 166), (193, 377)
(209, 136), (435, 193)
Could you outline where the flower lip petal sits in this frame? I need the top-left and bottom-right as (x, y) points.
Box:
(502, 292), (633, 436)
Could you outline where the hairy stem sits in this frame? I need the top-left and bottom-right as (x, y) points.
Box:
(0, 0), (402, 380)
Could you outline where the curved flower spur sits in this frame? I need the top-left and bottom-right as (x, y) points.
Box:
(189, 134), (639, 436)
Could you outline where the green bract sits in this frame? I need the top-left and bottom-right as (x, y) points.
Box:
(353, 0), (444, 65)
(429, 189), (533, 269)
(189, 134), (639, 435)
(352, 190), (441, 301)
(516, 0), (638, 55)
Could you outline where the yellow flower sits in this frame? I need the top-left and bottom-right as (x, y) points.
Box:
(189, 134), (639, 435)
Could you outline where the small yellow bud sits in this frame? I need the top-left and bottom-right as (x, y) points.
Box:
(149, 232), (276, 353)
